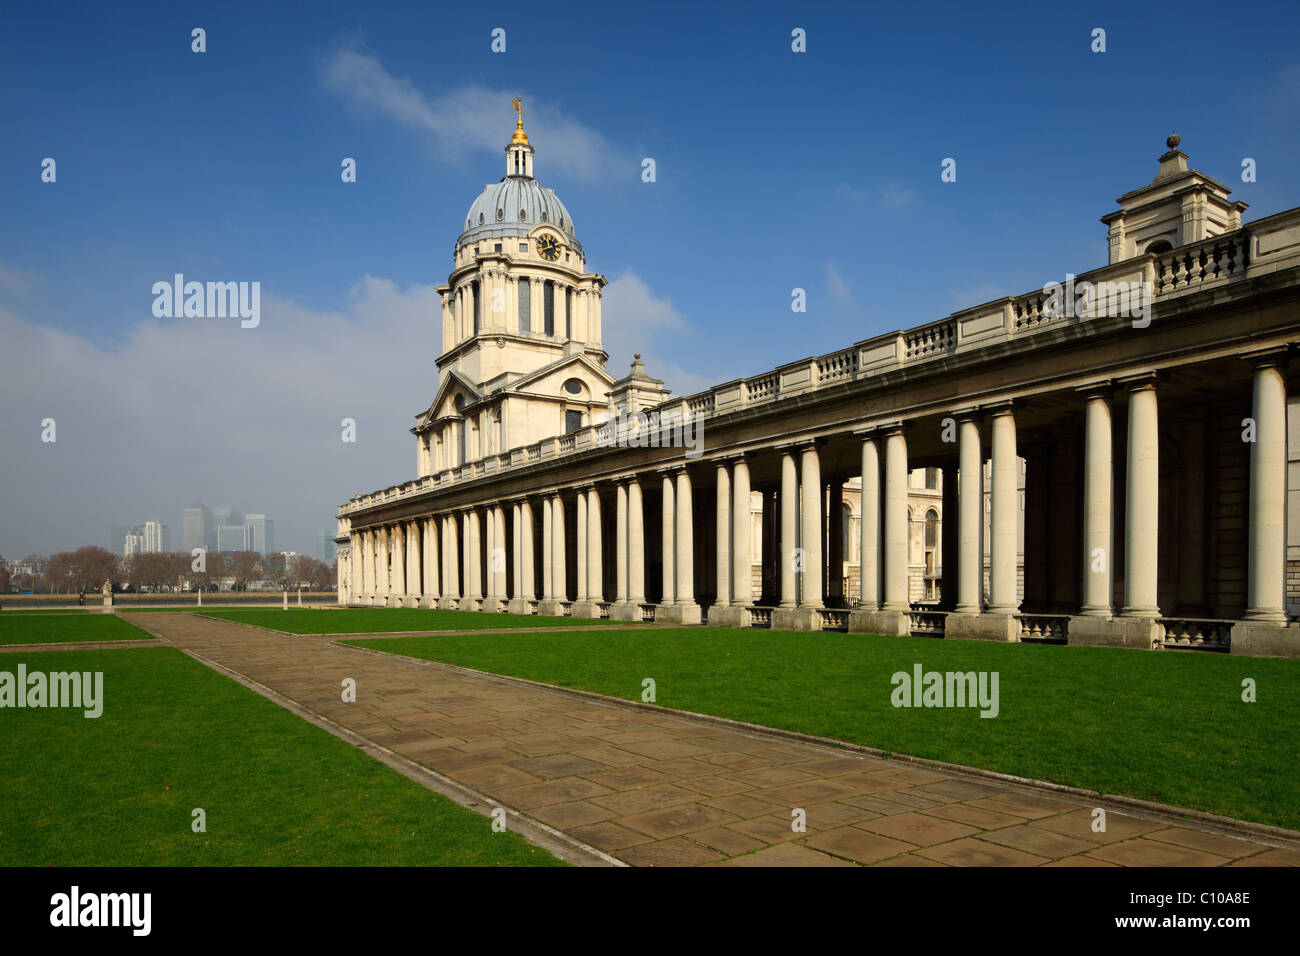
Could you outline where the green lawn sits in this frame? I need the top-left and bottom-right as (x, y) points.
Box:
(346, 628), (1300, 831)
(0, 608), (92, 614)
(0, 613), (152, 645)
(201, 606), (622, 634)
(0, 647), (562, 866)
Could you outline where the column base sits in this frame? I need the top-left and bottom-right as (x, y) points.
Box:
(438, 596), (460, 610)
(1229, 621), (1300, 658)
(402, 595), (420, 608)
(706, 605), (750, 628)
(537, 600), (565, 618)
(847, 608), (910, 636)
(946, 612), (1020, 642)
(385, 596), (403, 609)
(570, 601), (603, 619)
(419, 595), (440, 609)
(611, 602), (643, 622)
(1067, 615), (1160, 650)
(482, 598), (506, 613)
(458, 596), (483, 612)
(656, 603), (701, 625)
(770, 606), (822, 631)
(507, 598), (532, 615)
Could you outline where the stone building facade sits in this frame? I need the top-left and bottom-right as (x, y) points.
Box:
(338, 123), (1300, 658)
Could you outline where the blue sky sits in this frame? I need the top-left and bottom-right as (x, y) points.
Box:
(2, 0), (1298, 557)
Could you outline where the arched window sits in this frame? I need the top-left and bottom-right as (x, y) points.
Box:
(924, 509), (938, 549)
(1145, 239), (1173, 255)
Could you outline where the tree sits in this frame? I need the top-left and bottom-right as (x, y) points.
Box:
(228, 551), (261, 591)
(0, 556), (10, 594)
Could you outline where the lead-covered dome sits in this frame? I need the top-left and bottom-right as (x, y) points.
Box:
(457, 176), (581, 254)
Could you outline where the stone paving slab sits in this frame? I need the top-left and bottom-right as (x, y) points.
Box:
(122, 612), (1300, 868)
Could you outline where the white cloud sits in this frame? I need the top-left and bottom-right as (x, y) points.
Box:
(0, 276), (440, 557)
(881, 183), (917, 208)
(321, 49), (632, 182)
(600, 270), (716, 396)
(826, 261), (857, 309)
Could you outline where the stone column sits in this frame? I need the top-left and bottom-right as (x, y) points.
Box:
(732, 456), (752, 608)
(521, 500), (536, 609)
(466, 509), (483, 607)
(616, 482), (629, 604)
(715, 461), (732, 607)
(799, 444), (823, 608)
(1245, 358), (1287, 623)
(575, 489), (589, 603)
(658, 471), (676, 615)
(989, 406), (1020, 614)
(509, 501), (524, 612)
(542, 494), (554, 601)
(1122, 382), (1159, 617)
(392, 524), (406, 604)
(859, 433), (880, 609)
(376, 528), (389, 600)
(348, 532), (361, 605)
(444, 515), (460, 605)
(431, 515), (447, 606)
(1080, 390), (1113, 616)
(408, 522), (421, 604)
(358, 530), (371, 603)
(779, 448), (798, 607)
(628, 478), (646, 605)
(882, 428), (909, 611)
(553, 494), (567, 603)
(587, 487), (603, 603)
(673, 466), (701, 623)
(956, 415), (983, 613)
(484, 508), (496, 600)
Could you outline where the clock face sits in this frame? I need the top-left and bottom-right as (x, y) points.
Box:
(536, 235), (560, 261)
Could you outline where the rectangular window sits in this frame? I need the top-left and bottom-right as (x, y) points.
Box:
(566, 287), (573, 339)
(544, 281), (554, 336)
(473, 282), (481, 334)
(494, 243), (502, 252)
(564, 409), (582, 434)
(518, 278), (530, 333)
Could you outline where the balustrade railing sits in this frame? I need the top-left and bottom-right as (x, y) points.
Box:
(1019, 615), (1069, 642)
(1157, 618), (1231, 650)
(910, 610), (946, 637)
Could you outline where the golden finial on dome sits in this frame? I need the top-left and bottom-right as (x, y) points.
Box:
(510, 97), (529, 144)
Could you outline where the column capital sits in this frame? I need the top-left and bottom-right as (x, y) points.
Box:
(949, 407), (981, 423)
(1241, 345), (1290, 370)
(1116, 371), (1159, 391)
(657, 464), (687, 476)
(1073, 379), (1114, 399)
(982, 400), (1017, 417)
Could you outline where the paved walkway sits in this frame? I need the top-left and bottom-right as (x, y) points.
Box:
(123, 613), (1300, 867)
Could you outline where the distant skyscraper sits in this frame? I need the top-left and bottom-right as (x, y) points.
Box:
(245, 515), (274, 555)
(216, 524), (249, 553)
(124, 532), (147, 557)
(183, 503), (212, 553)
(316, 531), (337, 564)
(110, 524), (141, 557)
(143, 520), (170, 553)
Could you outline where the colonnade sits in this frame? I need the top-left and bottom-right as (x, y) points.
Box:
(345, 357), (1288, 649)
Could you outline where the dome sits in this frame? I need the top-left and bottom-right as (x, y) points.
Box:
(457, 176), (582, 254)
